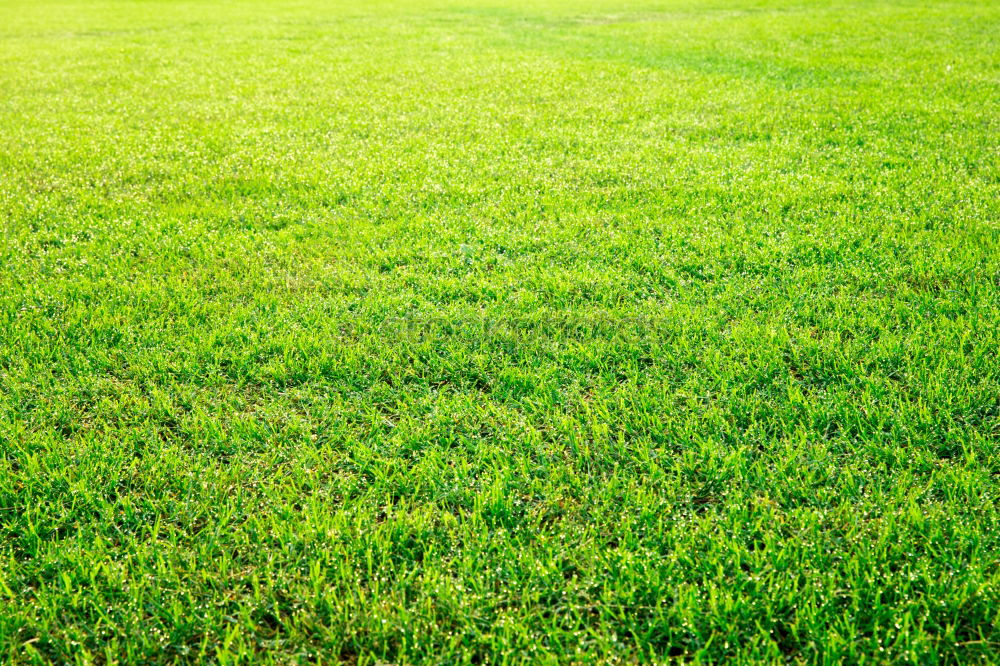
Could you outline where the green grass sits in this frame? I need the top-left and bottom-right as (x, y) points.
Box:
(1, 0), (999, 662)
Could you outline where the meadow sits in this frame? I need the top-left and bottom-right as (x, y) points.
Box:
(1, 0), (998, 662)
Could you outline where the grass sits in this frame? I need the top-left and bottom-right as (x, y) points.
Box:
(1, 0), (999, 662)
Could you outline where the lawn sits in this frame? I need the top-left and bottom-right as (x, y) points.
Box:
(1, 0), (998, 662)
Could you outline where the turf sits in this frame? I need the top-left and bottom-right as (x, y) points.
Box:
(1, 0), (999, 662)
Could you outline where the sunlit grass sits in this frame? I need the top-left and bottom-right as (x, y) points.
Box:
(1, 0), (998, 662)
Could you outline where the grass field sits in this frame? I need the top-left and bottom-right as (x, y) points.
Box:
(1, 0), (999, 662)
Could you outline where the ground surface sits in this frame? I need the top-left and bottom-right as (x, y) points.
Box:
(1, 0), (999, 663)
